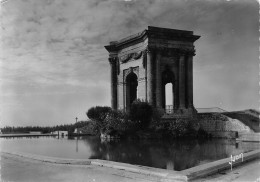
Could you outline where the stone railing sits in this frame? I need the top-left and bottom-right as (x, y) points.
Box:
(165, 105), (174, 114)
(196, 107), (227, 113)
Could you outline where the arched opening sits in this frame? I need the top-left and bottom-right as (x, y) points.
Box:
(165, 83), (174, 114)
(162, 68), (175, 114)
(126, 72), (138, 110)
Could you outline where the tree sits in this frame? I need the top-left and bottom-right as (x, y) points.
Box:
(86, 106), (112, 133)
(87, 106), (111, 121)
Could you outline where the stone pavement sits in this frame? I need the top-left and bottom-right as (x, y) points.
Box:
(1, 151), (259, 182)
(192, 159), (260, 182)
(0, 153), (162, 182)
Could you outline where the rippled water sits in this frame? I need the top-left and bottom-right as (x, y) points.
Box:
(1, 136), (259, 171)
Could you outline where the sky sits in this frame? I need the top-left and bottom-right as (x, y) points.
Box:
(0, 0), (258, 127)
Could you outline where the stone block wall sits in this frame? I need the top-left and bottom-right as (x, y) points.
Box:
(208, 131), (237, 139)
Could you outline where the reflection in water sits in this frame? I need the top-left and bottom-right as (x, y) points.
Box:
(1, 136), (259, 171)
(55, 135), (68, 140)
(83, 137), (259, 171)
(76, 138), (78, 152)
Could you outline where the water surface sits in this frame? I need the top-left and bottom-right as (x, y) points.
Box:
(1, 136), (259, 171)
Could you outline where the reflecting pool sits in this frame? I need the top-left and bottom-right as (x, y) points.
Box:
(1, 136), (259, 171)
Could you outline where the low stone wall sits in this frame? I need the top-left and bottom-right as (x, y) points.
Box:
(208, 131), (236, 139)
(198, 113), (251, 138)
(237, 132), (260, 142)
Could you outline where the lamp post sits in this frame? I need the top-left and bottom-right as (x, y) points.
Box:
(75, 117), (78, 152)
(75, 117), (78, 134)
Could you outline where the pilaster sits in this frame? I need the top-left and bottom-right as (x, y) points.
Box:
(109, 57), (118, 110)
(156, 50), (162, 108)
(187, 54), (194, 107)
(178, 53), (186, 109)
(146, 47), (155, 106)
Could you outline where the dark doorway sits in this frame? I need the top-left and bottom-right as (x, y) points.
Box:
(126, 72), (138, 110)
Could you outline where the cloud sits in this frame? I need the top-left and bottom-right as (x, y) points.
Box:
(0, 0), (258, 127)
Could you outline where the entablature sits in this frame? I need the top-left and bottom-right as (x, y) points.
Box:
(105, 26), (200, 54)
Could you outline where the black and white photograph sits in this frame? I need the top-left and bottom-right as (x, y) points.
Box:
(0, 0), (259, 181)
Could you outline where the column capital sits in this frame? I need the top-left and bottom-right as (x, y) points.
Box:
(144, 46), (156, 54)
(178, 49), (196, 56)
(108, 57), (118, 65)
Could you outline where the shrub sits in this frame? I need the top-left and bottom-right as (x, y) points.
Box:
(129, 100), (153, 129)
(197, 127), (210, 138)
(102, 110), (131, 135)
(150, 107), (165, 130)
(86, 106), (112, 132)
(168, 118), (199, 138)
(78, 121), (99, 135)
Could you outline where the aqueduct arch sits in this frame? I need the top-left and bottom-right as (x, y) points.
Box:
(105, 26), (200, 117)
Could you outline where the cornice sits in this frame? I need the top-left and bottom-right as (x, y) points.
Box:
(105, 26), (200, 53)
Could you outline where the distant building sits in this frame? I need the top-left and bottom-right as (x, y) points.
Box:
(73, 128), (82, 134)
(29, 131), (42, 134)
(52, 131), (68, 137)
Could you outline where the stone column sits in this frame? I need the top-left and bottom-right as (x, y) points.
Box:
(146, 48), (155, 106)
(187, 54), (194, 107)
(109, 57), (117, 110)
(156, 50), (162, 108)
(143, 50), (148, 102)
(178, 53), (186, 108)
(172, 83), (175, 110)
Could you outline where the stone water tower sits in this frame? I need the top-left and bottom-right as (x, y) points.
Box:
(105, 26), (200, 117)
